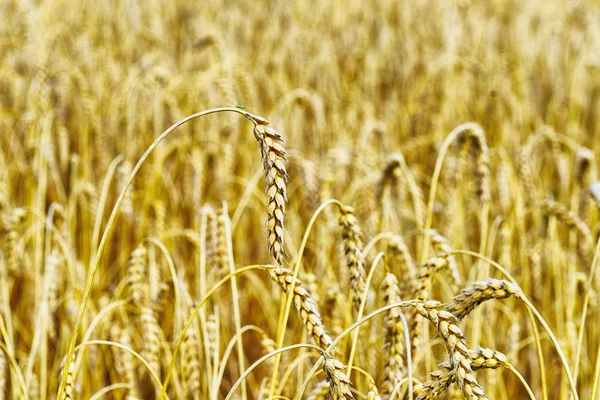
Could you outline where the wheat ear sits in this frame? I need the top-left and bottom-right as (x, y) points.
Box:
(416, 301), (488, 399)
(109, 325), (139, 398)
(339, 205), (367, 312)
(140, 307), (162, 381)
(323, 356), (355, 400)
(127, 244), (149, 309)
(469, 130), (491, 204)
(5, 208), (26, 276)
(59, 356), (76, 400)
(387, 235), (415, 281)
(540, 199), (592, 264)
(270, 267), (333, 351)
(381, 272), (405, 397)
(409, 256), (448, 355)
(428, 229), (462, 287)
(540, 199), (592, 242)
(445, 279), (522, 321)
(416, 347), (509, 399)
(517, 145), (536, 206)
(252, 114), (288, 266)
(182, 325), (201, 399)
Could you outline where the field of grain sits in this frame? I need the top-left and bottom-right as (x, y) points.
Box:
(1, 0), (600, 399)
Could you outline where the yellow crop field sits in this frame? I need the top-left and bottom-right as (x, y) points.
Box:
(0, 0), (599, 399)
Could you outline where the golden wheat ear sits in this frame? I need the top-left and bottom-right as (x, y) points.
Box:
(323, 356), (355, 400)
(269, 267), (334, 351)
(250, 113), (288, 267)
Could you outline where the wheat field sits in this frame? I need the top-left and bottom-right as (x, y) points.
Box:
(1, 0), (600, 399)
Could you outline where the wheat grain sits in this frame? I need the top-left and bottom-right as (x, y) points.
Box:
(60, 356), (76, 400)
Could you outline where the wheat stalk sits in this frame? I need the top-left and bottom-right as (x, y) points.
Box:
(0, 349), (6, 400)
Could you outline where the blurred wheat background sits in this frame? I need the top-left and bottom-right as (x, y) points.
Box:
(1, 0), (600, 399)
